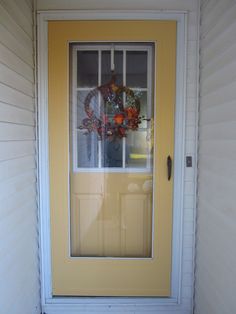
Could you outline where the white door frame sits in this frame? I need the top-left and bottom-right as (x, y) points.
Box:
(37, 10), (190, 314)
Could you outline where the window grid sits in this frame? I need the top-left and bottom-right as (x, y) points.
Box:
(72, 44), (153, 172)
(122, 50), (126, 169)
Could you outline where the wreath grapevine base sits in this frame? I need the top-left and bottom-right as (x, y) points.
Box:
(79, 74), (148, 139)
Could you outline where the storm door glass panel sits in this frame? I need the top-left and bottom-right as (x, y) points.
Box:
(70, 44), (154, 258)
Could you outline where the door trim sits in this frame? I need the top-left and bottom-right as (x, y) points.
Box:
(37, 10), (189, 313)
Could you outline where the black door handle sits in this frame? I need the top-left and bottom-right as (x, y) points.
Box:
(167, 155), (172, 181)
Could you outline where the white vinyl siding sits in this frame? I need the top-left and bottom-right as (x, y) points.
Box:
(195, 1), (236, 314)
(0, 1), (40, 314)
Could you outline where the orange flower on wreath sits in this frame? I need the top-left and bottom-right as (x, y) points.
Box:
(113, 113), (125, 124)
(125, 107), (139, 119)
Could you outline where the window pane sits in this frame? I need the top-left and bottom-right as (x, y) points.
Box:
(77, 132), (98, 168)
(139, 91), (148, 128)
(102, 137), (123, 167)
(126, 130), (152, 168)
(126, 91), (149, 129)
(77, 91), (99, 167)
(102, 51), (123, 85)
(77, 91), (99, 127)
(126, 51), (147, 88)
(77, 51), (98, 87)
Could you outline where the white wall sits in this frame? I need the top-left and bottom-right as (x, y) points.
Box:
(0, 0), (40, 313)
(37, 1), (199, 313)
(195, 1), (236, 314)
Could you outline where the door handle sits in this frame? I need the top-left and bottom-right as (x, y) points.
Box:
(167, 155), (172, 181)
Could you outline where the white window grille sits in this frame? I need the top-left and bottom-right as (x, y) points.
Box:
(70, 43), (154, 173)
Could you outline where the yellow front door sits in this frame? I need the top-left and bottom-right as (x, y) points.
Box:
(48, 20), (176, 296)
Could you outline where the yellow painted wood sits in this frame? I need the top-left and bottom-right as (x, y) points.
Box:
(70, 173), (153, 258)
(48, 20), (176, 296)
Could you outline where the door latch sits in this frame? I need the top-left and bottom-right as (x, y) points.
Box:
(167, 155), (172, 181)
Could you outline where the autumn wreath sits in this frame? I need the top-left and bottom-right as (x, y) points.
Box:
(79, 74), (147, 139)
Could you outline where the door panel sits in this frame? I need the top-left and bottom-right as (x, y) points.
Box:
(48, 20), (176, 296)
(71, 193), (104, 256)
(71, 173), (153, 258)
(120, 193), (152, 257)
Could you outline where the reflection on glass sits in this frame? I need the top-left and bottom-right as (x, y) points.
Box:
(70, 171), (153, 257)
(126, 131), (151, 168)
(77, 51), (98, 87)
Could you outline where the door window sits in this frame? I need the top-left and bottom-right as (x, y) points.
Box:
(71, 44), (154, 171)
